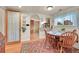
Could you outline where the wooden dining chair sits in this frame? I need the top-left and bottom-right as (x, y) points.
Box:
(44, 29), (50, 48)
(72, 29), (78, 43)
(44, 29), (54, 49)
(44, 28), (47, 40)
(0, 32), (5, 53)
(59, 31), (78, 53)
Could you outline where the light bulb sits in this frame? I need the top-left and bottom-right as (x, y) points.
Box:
(18, 6), (22, 8)
(47, 6), (53, 11)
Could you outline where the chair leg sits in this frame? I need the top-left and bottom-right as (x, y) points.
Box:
(44, 39), (47, 48)
(57, 43), (61, 52)
(71, 48), (74, 53)
(44, 39), (49, 49)
(60, 47), (63, 53)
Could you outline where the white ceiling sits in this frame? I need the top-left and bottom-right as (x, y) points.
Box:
(1, 6), (79, 16)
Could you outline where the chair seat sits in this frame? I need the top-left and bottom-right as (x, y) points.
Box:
(61, 45), (73, 48)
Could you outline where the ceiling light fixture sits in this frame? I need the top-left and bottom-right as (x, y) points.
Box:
(47, 6), (53, 11)
(18, 6), (22, 8)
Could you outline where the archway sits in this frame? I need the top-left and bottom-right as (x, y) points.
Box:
(30, 14), (40, 40)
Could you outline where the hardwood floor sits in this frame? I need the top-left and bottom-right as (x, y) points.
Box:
(5, 38), (79, 53)
(5, 43), (22, 53)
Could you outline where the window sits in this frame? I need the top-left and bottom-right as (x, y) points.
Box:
(54, 16), (64, 25)
(54, 12), (77, 26)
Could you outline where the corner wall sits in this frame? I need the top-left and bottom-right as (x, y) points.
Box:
(0, 8), (5, 36)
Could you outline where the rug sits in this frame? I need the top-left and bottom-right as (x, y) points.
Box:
(21, 39), (58, 53)
(21, 39), (79, 53)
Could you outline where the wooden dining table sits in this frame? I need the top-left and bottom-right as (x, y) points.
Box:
(47, 30), (64, 42)
(47, 30), (79, 53)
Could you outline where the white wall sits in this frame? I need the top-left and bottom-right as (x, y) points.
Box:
(0, 8), (5, 36)
(51, 7), (79, 48)
(39, 14), (52, 39)
(0, 9), (52, 41)
(21, 13), (51, 41)
(21, 13), (30, 41)
(52, 7), (79, 26)
(39, 14), (47, 39)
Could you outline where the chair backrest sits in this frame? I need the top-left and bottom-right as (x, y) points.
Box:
(44, 28), (49, 39)
(72, 29), (78, 43)
(44, 29), (53, 40)
(44, 28), (47, 35)
(0, 32), (5, 52)
(72, 29), (77, 33)
(61, 31), (78, 47)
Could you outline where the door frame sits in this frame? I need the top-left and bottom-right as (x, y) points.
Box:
(30, 19), (40, 40)
(5, 10), (21, 44)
